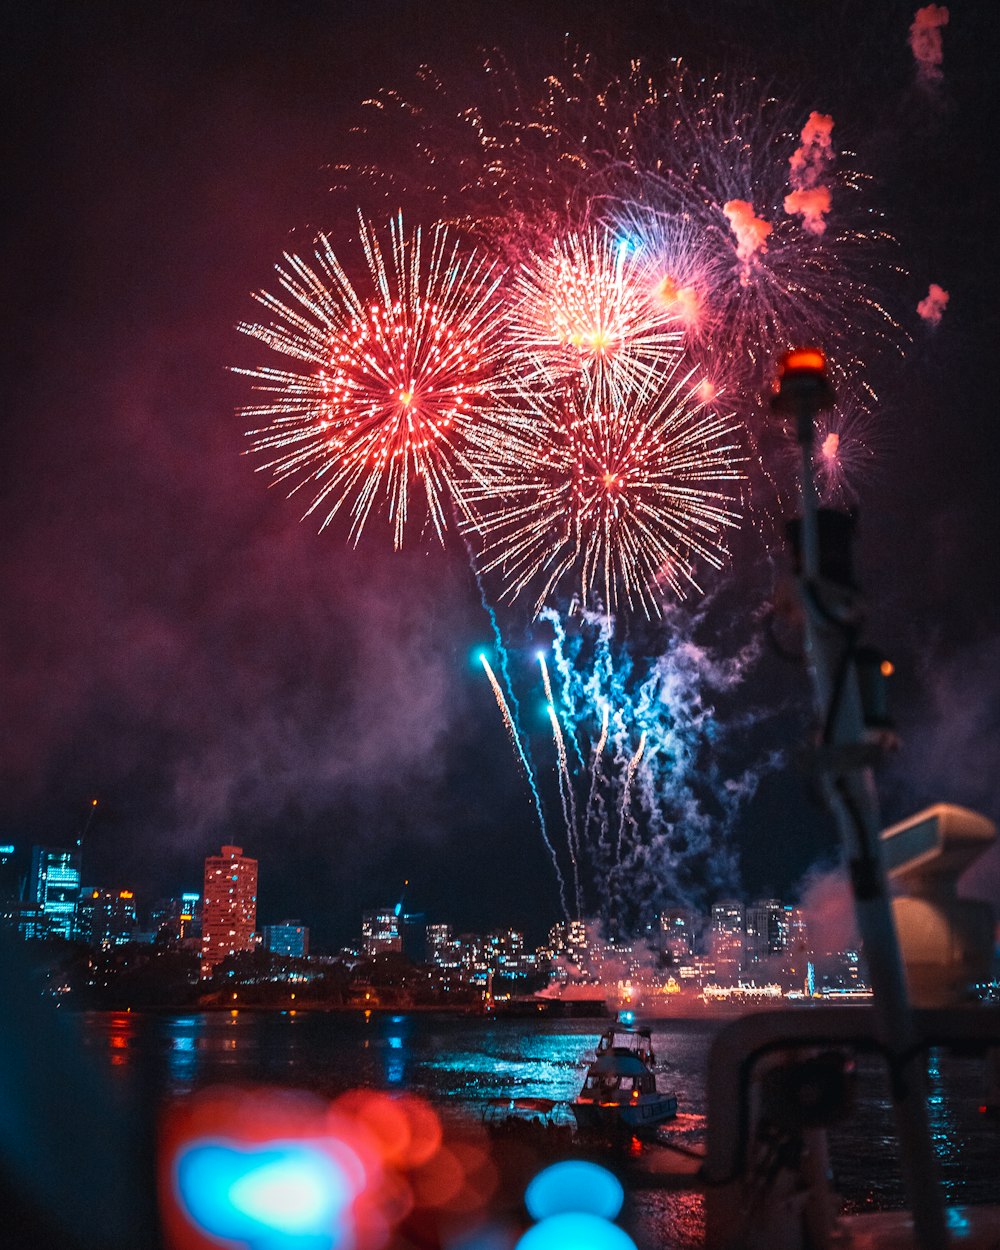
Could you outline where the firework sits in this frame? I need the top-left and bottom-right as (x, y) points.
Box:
(793, 401), (887, 506)
(465, 364), (744, 617)
(477, 605), (772, 929)
(479, 652), (569, 918)
(611, 72), (904, 409)
(508, 227), (684, 404)
(480, 653), (523, 759)
(238, 214), (504, 548)
(339, 56), (904, 420)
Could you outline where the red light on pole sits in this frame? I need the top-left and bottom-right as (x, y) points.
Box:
(780, 346), (828, 376)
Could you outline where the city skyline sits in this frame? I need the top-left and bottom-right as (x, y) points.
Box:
(4, 829), (848, 972)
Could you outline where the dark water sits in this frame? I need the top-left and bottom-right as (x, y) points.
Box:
(78, 1009), (998, 1249)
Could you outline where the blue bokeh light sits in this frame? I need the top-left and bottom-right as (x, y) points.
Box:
(515, 1212), (638, 1250)
(175, 1137), (355, 1249)
(524, 1161), (625, 1221)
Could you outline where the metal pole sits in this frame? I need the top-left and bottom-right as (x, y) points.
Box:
(777, 353), (948, 1249)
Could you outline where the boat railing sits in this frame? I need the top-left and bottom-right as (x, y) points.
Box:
(701, 1004), (1000, 1249)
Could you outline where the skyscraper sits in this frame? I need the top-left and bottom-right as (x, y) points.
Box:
(76, 888), (137, 947)
(660, 909), (695, 963)
(745, 899), (786, 965)
(150, 892), (202, 943)
(710, 899), (745, 982)
(361, 909), (402, 956)
(29, 846), (81, 939)
(0, 844), (18, 903)
(201, 845), (258, 976)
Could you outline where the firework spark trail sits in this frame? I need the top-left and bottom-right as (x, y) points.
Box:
(542, 650), (582, 915)
(480, 654), (521, 754)
(480, 654), (569, 918)
(239, 212), (505, 548)
(545, 697), (582, 918)
(509, 228), (684, 406)
(539, 610), (586, 769)
(465, 363), (744, 617)
(466, 537), (527, 728)
(585, 704), (611, 855)
(616, 730), (647, 864)
(490, 600), (776, 930)
(540, 652), (583, 912)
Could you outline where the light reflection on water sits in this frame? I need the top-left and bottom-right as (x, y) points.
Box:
(77, 1012), (999, 1246)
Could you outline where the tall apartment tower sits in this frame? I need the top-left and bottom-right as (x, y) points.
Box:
(710, 899), (745, 983)
(30, 846), (81, 939)
(361, 909), (402, 956)
(201, 844), (258, 977)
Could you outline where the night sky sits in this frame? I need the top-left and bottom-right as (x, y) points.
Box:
(3, 1), (999, 949)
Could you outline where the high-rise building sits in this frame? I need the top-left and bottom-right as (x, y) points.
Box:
(201, 845), (258, 976)
(745, 899), (786, 964)
(0, 844), (19, 903)
(29, 846), (81, 939)
(660, 909), (695, 963)
(262, 921), (309, 958)
(785, 906), (808, 952)
(710, 899), (744, 981)
(362, 909), (402, 956)
(426, 923), (461, 970)
(76, 888), (137, 947)
(150, 892), (202, 942)
(486, 929), (534, 978)
(546, 920), (589, 962)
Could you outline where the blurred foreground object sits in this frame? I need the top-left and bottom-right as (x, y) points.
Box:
(883, 804), (997, 1008)
(518, 1160), (636, 1250)
(160, 1085), (503, 1250)
(0, 929), (158, 1250)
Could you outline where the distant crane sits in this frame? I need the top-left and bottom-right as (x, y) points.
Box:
(74, 797), (100, 888)
(75, 798), (99, 854)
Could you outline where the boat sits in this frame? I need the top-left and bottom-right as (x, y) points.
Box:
(571, 1024), (678, 1135)
(481, 1095), (561, 1128)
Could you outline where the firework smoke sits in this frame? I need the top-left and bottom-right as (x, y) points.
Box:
(917, 282), (950, 325)
(722, 200), (773, 280)
(788, 112), (835, 187)
(909, 5), (950, 85)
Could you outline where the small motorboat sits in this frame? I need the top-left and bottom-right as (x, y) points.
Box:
(571, 1024), (678, 1135)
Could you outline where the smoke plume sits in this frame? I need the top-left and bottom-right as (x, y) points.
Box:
(917, 282), (950, 325)
(909, 5), (950, 84)
(722, 200), (772, 281)
(784, 112), (835, 236)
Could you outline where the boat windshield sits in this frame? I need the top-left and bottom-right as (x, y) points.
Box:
(596, 1030), (653, 1064)
(585, 1075), (645, 1093)
(585, 1074), (621, 1091)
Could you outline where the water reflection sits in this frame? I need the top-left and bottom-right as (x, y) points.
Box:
(166, 1015), (203, 1089)
(107, 1011), (135, 1067)
(75, 1009), (1000, 1246)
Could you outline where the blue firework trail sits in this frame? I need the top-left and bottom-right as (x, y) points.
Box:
(480, 602), (776, 933)
(467, 538), (570, 919)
